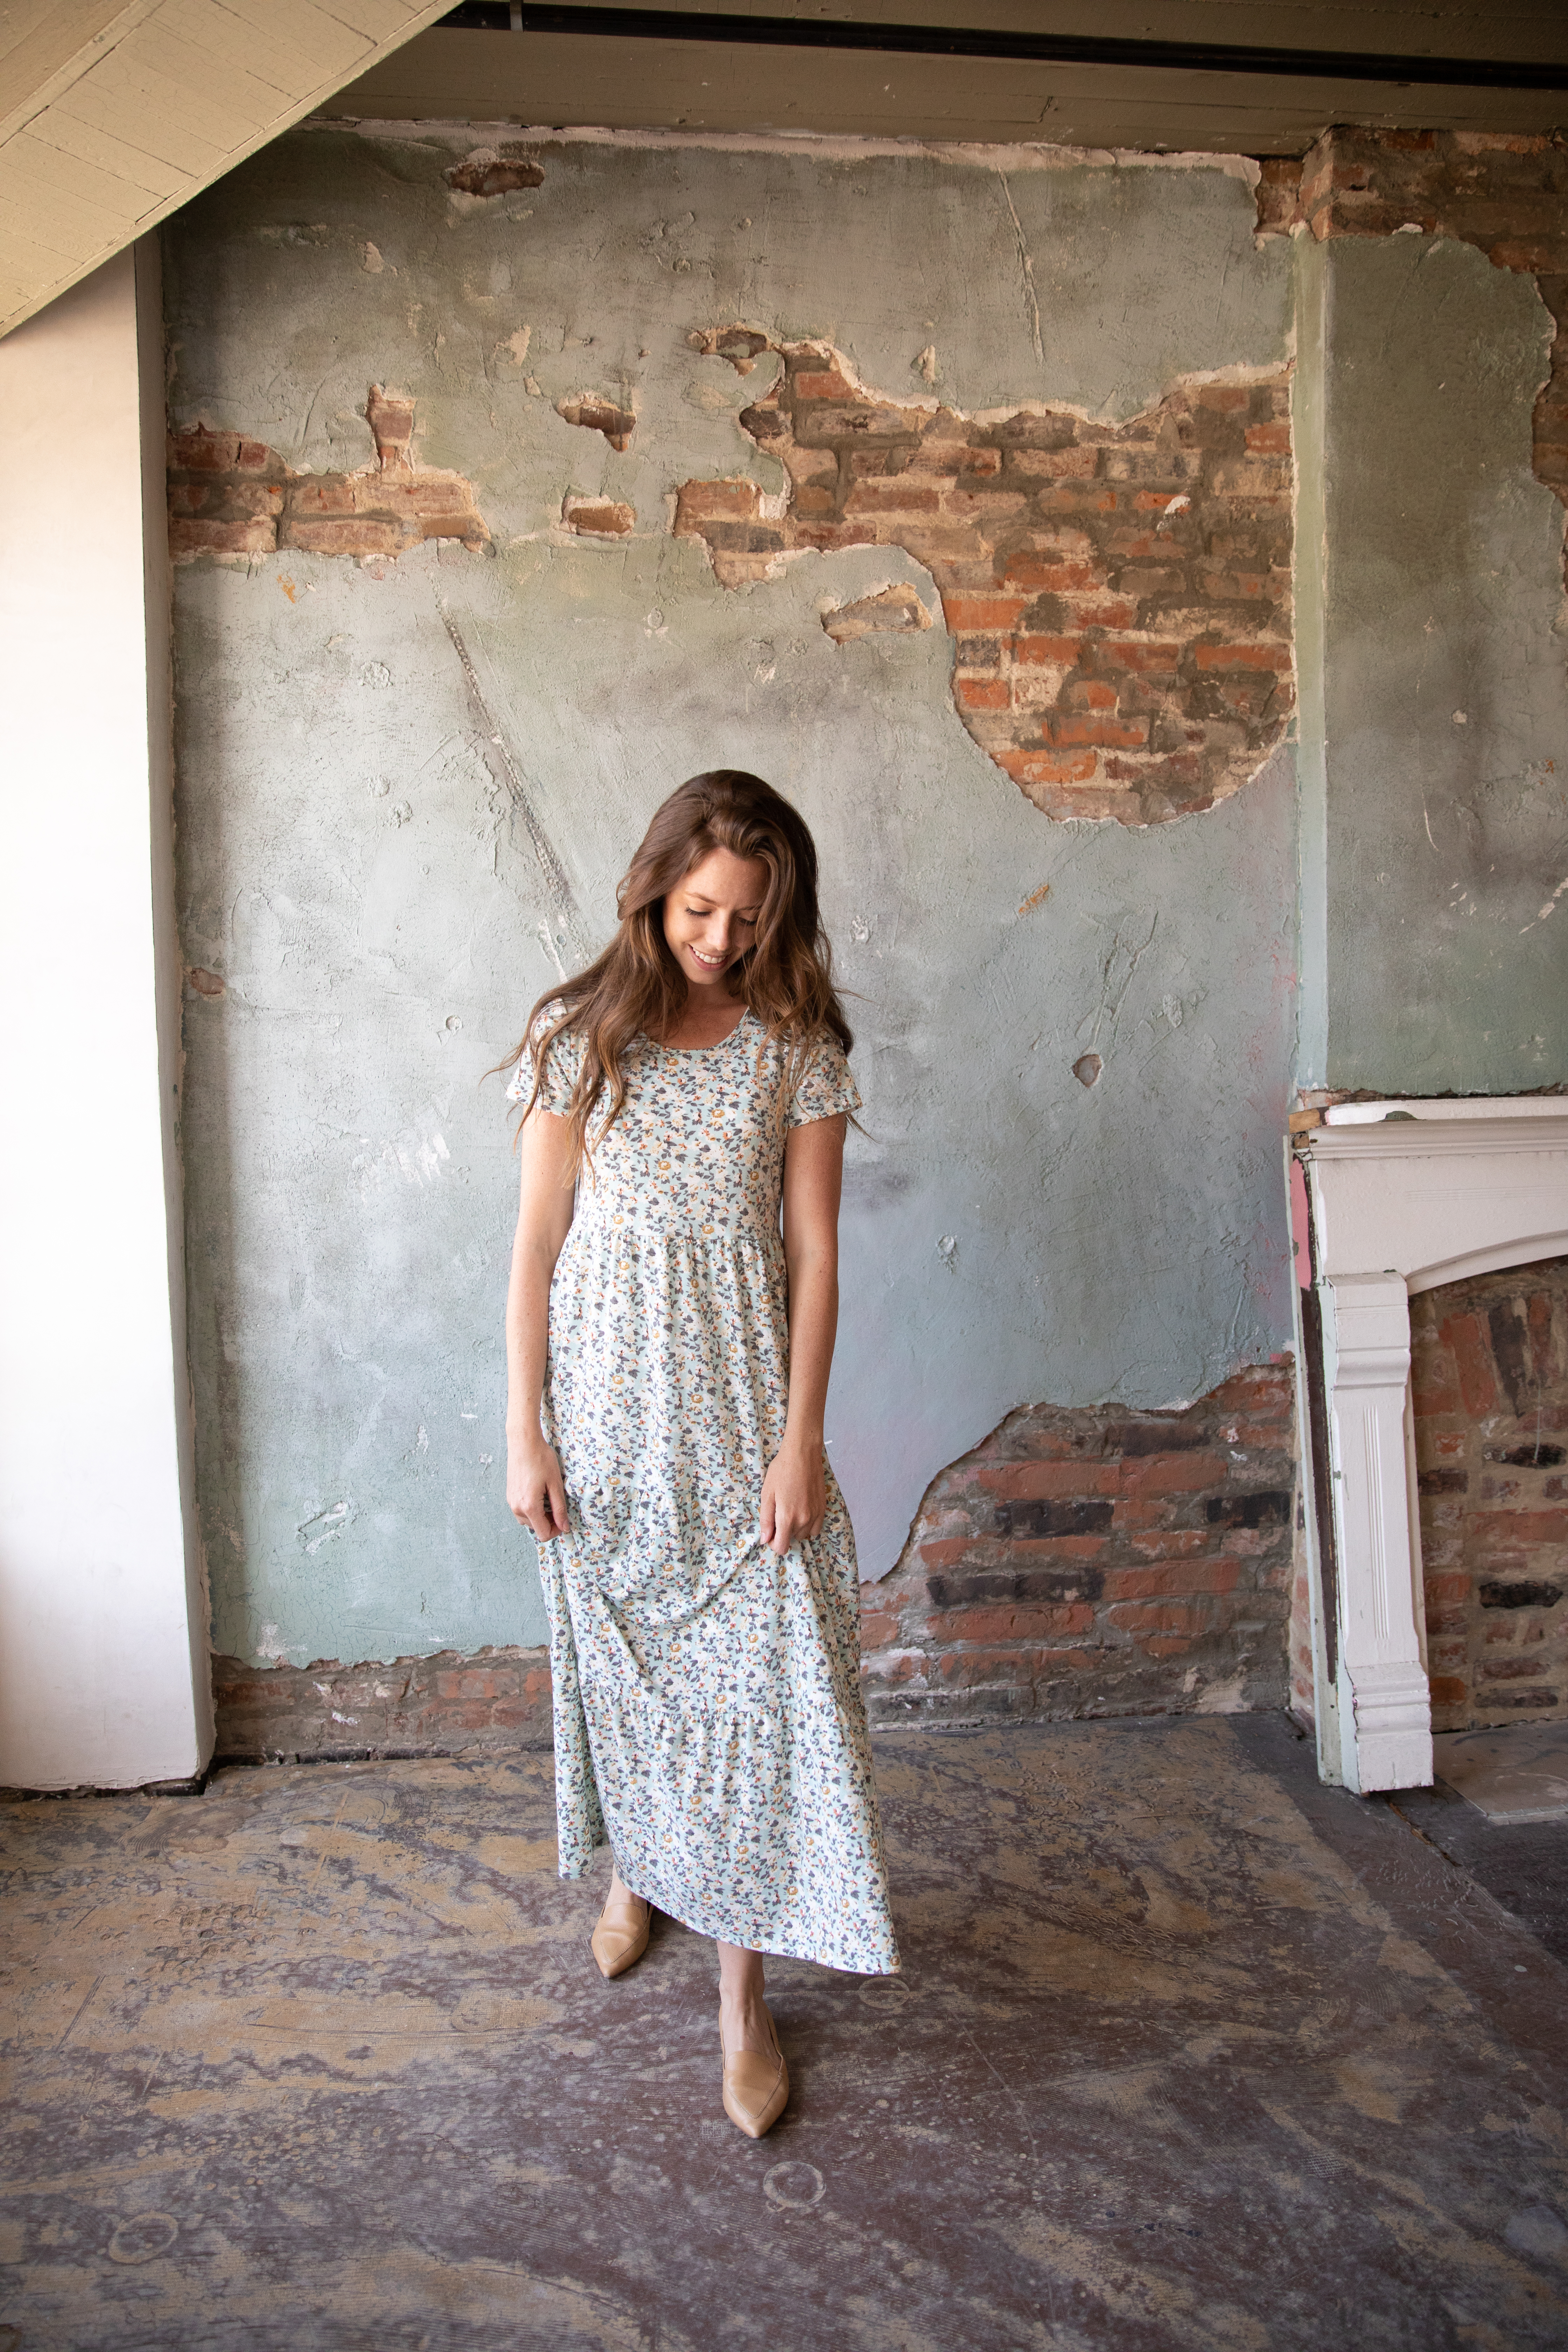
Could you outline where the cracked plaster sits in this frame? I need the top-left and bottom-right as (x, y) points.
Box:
(165, 128), (1299, 1670)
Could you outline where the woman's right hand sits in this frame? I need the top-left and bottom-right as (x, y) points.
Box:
(507, 1432), (569, 1542)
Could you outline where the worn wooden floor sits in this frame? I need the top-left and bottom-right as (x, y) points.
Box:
(1383, 1774), (1568, 1969)
(2, 1715), (1566, 2351)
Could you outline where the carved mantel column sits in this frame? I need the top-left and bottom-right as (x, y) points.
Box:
(1317, 1272), (1429, 1792)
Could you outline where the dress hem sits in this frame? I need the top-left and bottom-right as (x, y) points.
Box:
(626, 1877), (902, 1978)
(569, 1854), (900, 1977)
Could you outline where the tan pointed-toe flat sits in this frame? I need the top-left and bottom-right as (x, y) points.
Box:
(721, 2013), (789, 2139)
(590, 1889), (651, 1980)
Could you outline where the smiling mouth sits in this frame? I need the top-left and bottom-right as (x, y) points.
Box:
(691, 949), (728, 969)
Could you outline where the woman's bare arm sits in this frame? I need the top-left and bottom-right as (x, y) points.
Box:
(760, 1112), (846, 1557)
(505, 1107), (578, 1542)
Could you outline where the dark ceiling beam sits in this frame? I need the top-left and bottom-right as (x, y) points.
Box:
(439, 2), (1568, 91)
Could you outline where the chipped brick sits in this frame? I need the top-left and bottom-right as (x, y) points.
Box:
(168, 387), (490, 565)
(1413, 1256), (1568, 1733)
(563, 494), (636, 537)
(860, 1366), (1296, 1728)
(556, 393), (636, 451)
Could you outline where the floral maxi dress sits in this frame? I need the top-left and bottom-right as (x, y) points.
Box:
(510, 1010), (899, 1975)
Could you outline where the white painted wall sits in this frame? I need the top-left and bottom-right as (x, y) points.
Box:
(0, 244), (210, 1788)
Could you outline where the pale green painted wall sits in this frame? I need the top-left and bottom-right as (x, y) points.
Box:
(167, 131), (1305, 1670)
(1302, 234), (1568, 1095)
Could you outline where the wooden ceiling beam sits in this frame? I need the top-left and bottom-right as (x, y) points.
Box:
(321, 1), (1568, 152)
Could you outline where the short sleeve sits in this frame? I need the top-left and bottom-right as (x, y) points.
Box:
(787, 1031), (862, 1129)
(506, 1002), (583, 1117)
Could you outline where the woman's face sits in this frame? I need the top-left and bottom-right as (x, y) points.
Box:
(662, 847), (768, 993)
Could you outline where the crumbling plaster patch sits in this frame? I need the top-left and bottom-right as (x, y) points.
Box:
(169, 385), (490, 562)
(1258, 130), (1568, 572)
(345, 117), (1264, 185)
(676, 331), (1294, 825)
(444, 144), (545, 200)
(862, 1364), (1295, 1726)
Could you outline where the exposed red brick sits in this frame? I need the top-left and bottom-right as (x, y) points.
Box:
(555, 393), (635, 451)
(674, 477), (762, 522)
(444, 145), (545, 198)
(1120, 1450), (1232, 1497)
(1103, 1560), (1245, 1601)
(1194, 642), (1293, 672)
(861, 1364), (1296, 1728)
(1046, 715), (1149, 749)
(1107, 1600), (1214, 1635)
(859, 1601), (904, 1648)
(562, 494), (636, 537)
(822, 584), (931, 643)
(1473, 1509), (1568, 1547)
(975, 1460), (1121, 1499)
(212, 1645), (552, 1761)
(844, 480), (943, 514)
(677, 336), (1294, 825)
(1413, 1255), (1568, 1733)
(286, 518), (404, 556)
(941, 593), (1032, 630)
(1442, 1312), (1502, 1417)
(926, 1603), (1097, 1643)
(955, 677), (1011, 712)
(168, 387), (490, 565)
(365, 383), (415, 469)
(996, 750), (1100, 790)
(169, 516), (275, 557)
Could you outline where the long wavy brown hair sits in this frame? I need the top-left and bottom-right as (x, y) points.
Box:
(505, 770), (852, 1171)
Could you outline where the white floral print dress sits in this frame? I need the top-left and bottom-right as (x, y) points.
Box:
(509, 1009), (898, 1975)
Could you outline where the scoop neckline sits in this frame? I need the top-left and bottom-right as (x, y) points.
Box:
(645, 1007), (755, 1055)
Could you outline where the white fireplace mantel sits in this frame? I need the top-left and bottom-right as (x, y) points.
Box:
(1297, 1102), (1568, 1793)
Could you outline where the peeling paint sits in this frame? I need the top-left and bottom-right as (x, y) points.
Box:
(676, 332), (1294, 824)
(167, 387), (490, 564)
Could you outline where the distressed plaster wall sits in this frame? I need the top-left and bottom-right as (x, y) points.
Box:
(1295, 234), (1568, 1097)
(165, 128), (1300, 1678)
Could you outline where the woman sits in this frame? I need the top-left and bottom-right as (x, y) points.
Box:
(503, 770), (898, 2141)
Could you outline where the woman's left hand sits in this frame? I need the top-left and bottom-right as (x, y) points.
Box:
(760, 1437), (827, 1557)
